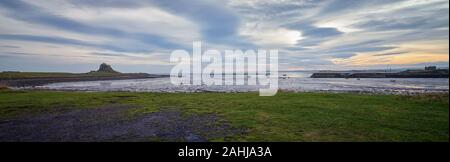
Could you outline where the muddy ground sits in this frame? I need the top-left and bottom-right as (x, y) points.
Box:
(0, 105), (243, 142)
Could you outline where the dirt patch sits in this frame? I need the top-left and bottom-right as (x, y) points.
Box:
(0, 105), (243, 142)
(0, 83), (8, 90)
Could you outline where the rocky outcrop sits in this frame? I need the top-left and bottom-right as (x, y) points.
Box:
(97, 63), (119, 73)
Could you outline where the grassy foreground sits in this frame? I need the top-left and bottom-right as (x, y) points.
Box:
(0, 90), (448, 142)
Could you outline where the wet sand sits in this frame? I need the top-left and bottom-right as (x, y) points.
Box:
(30, 77), (449, 95)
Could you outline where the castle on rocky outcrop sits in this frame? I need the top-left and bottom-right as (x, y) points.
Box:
(96, 63), (119, 73)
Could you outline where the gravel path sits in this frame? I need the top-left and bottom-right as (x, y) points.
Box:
(0, 105), (243, 142)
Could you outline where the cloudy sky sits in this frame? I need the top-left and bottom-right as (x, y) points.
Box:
(0, 0), (448, 73)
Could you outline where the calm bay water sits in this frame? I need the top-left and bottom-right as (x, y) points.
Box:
(36, 72), (449, 94)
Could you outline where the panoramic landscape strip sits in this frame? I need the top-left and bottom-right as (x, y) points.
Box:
(0, 0), (448, 145)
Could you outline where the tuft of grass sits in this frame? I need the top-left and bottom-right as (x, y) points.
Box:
(0, 90), (448, 142)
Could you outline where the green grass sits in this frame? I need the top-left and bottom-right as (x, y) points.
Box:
(0, 89), (448, 142)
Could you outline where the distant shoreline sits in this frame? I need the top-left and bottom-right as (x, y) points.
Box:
(0, 72), (169, 87)
(311, 68), (449, 78)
